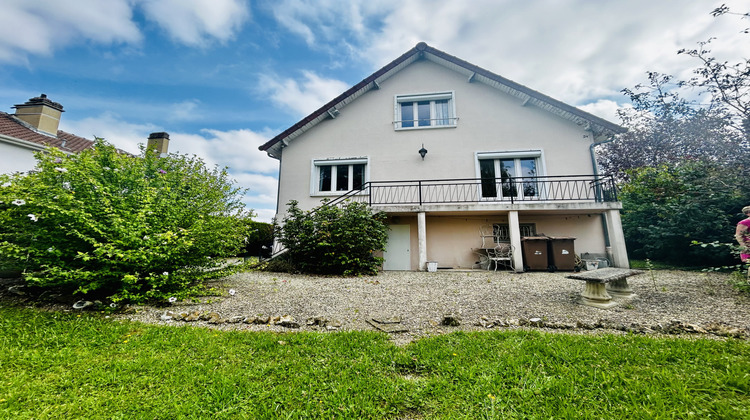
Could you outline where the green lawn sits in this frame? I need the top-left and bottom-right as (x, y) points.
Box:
(1, 306), (748, 419)
(629, 259), (706, 271)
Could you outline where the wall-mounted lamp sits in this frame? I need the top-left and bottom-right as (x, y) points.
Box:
(418, 143), (428, 160)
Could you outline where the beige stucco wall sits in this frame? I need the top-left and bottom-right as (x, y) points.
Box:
(271, 58), (620, 269)
(392, 214), (607, 270)
(276, 59), (598, 214)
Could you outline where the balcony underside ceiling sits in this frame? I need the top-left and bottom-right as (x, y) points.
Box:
(376, 201), (621, 217)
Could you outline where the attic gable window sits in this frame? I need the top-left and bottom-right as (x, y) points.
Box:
(394, 92), (456, 130)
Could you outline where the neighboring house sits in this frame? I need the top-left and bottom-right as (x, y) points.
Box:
(0, 94), (95, 174)
(259, 42), (629, 272)
(1, 94), (172, 174)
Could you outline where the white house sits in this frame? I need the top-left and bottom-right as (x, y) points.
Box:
(259, 42), (628, 272)
(1, 94), (173, 174)
(0, 94), (96, 174)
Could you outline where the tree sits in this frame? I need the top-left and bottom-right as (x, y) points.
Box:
(243, 220), (273, 259)
(680, 4), (750, 141)
(620, 160), (750, 265)
(678, 39), (750, 142)
(599, 72), (746, 181)
(599, 5), (750, 266)
(0, 139), (250, 303)
(599, 6), (750, 181)
(274, 200), (388, 276)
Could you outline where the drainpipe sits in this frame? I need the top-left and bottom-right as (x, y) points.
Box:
(589, 131), (615, 247)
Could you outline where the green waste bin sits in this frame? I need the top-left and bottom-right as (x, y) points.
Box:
(521, 236), (549, 271)
(548, 236), (576, 271)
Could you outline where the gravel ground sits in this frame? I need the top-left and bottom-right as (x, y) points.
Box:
(120, 269), (750, 343)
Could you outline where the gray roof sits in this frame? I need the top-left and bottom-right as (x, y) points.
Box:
(259, 42), (625, 159)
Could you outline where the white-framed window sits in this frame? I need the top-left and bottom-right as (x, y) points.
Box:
(476, 151), (544, 200)
(311, 158), (368, 195)
(394, 91), (456, 130)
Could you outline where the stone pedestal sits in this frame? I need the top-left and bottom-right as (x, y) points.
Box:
(606, 278), (635, 299)
(567, 268), (644, 309)
(580, 282), (618, 309)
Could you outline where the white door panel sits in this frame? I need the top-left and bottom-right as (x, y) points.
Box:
(383, 225), (410, 270)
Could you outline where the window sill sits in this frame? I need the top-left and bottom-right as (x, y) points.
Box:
(394, 124), (457, 131)
(311, 192), (367, 197)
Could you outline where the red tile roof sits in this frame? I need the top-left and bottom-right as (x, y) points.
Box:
(0, 111), (94, 153)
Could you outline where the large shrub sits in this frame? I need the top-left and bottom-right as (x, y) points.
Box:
(243, 220), (273, 259)
(0, 139), (249, 302)
(620, 160), (750, 266)
(275, 200), (388, 275)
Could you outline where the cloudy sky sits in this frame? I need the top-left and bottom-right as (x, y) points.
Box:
(0, 0), (746, 222)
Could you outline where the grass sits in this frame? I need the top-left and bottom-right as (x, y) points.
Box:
(629, 259), (706, 271)
(1, 306), (749, 419)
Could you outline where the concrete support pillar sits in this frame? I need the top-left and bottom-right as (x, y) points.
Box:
(417, 212), (427, 271)
(508, 211), (524, 272)
(605, 209), (629, 268)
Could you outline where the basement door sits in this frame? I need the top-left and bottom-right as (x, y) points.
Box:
(383, 225), (411, 270)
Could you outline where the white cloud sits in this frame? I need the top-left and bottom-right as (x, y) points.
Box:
(252, 208), (277, 223)
(0, 0), (141, 62)
(167, 99), (202, 122)
(356, 0), (725, 105)
(269, 0), (748, 111)
(138, 0), (250, 46)
(60, 102), (279, 174)
(267, 0), (388, 47)
(259, 71), (350, 117)
(232, 172), (279, 205)
(578, 100), (624, 125)
(59, 112), (158, 154)
(172, 128), (279, 174)
(0, 0), (250, 62)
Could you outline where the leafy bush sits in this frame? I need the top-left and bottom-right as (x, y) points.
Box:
(242, 220), (273, 259)
(0, 139), (250, 303)
(274, 200), (388, 275)
(691, 240), (750, 295)
(260, 254), (296, 273)
(620, 160), (750, 266)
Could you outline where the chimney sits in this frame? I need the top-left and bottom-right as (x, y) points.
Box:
(146, 132), (170, 157)
(12, 94), (64, 136)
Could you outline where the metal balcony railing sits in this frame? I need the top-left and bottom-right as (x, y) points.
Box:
(325, 175), (618, 208)
(270, 175), (617, 259)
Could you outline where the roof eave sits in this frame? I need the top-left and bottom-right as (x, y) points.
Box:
(259, 42), (626, 157)
(0, 133), (69, 153)
(420, 44), (626, 136)
(258, 45), (425, 156)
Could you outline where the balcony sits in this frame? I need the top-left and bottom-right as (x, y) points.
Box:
(326, 175), (619, 208)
